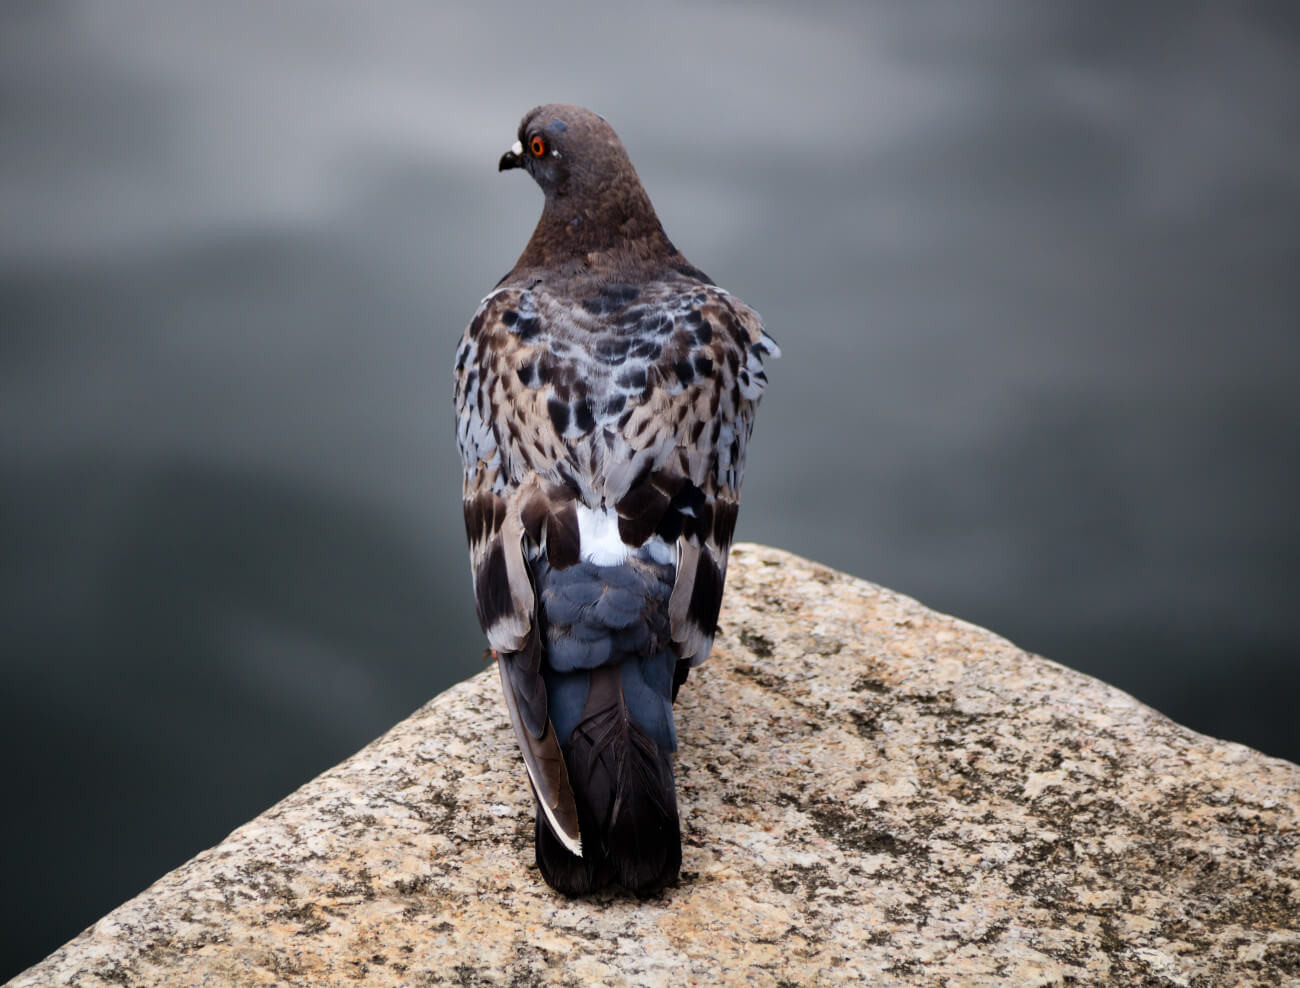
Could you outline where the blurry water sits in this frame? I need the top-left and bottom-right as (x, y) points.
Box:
(3, 1), (1298, 976)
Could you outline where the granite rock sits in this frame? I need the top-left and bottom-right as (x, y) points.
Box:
(11, 544), (1300, 987)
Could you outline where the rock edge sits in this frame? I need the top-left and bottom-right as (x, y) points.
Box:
(10, 544), (1300, 987)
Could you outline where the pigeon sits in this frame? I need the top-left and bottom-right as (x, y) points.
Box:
(453, 104), (778, 896)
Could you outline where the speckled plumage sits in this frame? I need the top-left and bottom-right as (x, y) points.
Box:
(454, 104), (778, 896)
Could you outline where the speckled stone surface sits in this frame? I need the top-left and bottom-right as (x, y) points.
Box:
(11, 544), (1300, 987)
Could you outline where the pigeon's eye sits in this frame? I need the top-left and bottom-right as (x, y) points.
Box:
(529, 136), (547, 157)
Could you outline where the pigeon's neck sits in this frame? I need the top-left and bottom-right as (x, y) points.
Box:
(510, 185), (686, 280)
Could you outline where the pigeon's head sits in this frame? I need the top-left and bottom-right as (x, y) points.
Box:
(498, 104), (637, 203)
(498, 104), (677, 270)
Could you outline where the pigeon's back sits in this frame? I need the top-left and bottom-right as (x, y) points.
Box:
(454, 105), (778, 896)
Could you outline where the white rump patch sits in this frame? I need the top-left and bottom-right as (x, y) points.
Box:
(576, 505), (629, 566)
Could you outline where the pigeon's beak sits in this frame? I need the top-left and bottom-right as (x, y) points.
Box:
(499, 140), (524, 172)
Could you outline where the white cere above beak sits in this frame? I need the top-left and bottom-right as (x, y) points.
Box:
(511, 140), (523, 156)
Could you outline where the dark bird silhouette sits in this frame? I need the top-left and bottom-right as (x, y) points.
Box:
(454, 104), (778, 896)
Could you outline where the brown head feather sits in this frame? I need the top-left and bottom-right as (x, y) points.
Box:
(501, 104), (710, 286)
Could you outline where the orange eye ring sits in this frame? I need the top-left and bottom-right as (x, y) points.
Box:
(529, 136), (547, 157)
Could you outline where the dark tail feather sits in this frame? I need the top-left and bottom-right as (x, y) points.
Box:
(671, 657), (691, 702)
(535, 798), (607, 894)
(536, 666), (680, 897)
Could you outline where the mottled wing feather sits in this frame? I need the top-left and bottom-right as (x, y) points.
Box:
(455, 291), (581, 852)
(604, 286), (779, 664)
(457, 299), (524, 648)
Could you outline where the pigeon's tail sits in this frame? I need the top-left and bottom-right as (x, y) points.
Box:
(537, 664), (681, 897)
(534, 554), (683, 897)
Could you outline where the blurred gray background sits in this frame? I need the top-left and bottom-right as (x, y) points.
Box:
(3, 1), (1298, 977)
